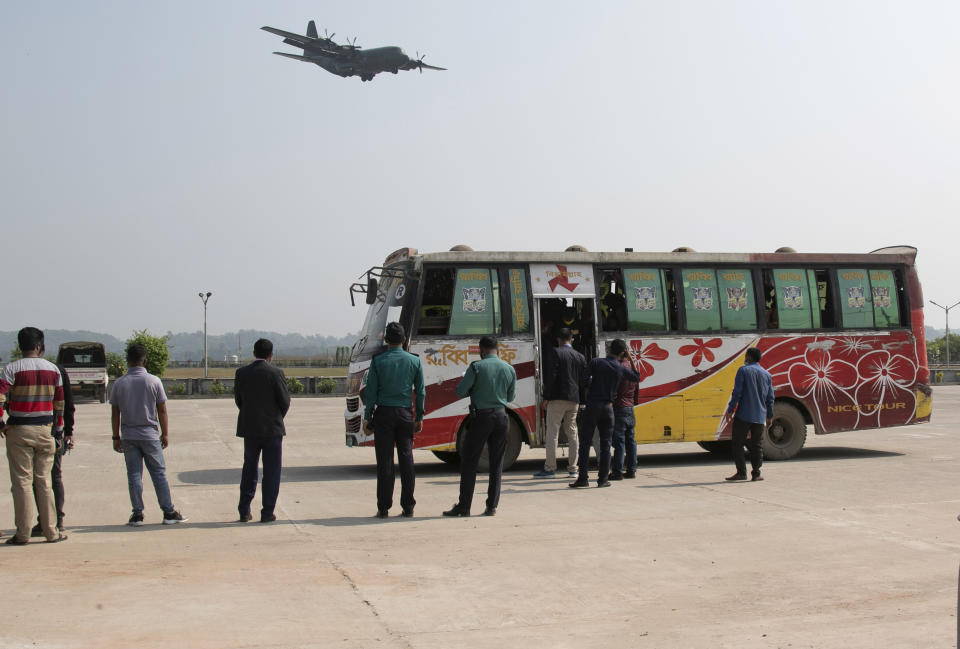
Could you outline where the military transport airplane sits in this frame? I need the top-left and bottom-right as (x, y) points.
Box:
(261, 20), (446, 82)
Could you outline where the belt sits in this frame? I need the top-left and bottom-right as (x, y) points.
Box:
(475, 407), (505, 413)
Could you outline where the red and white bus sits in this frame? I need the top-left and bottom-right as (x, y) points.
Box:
(344, 245), (931, 469)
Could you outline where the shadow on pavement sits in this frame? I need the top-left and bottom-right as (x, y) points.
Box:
(177, 446), (902, 486)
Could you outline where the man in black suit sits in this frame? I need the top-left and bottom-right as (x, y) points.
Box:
(234, 338), (290, 523)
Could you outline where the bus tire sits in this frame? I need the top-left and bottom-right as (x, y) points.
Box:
(463, 414), (524, 473)
(99, 386), (107, 403)
(431, 450), (460, 465)
(697, 440), (732, 456)
(763, 402), (807, 460)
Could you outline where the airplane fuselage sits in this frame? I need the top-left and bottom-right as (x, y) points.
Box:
(307, 46), (411, 80)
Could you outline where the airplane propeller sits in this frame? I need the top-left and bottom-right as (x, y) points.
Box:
(414, 52), (446, 72)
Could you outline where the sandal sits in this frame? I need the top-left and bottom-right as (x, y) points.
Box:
(45, 534), (68, 544)
(5, 536), (28, 545)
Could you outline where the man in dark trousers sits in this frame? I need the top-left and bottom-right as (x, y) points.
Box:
(32, 363), (75, 535)
(534, 327), (585, 479)
(724, 346), (774, 482)
(570, 338), (640, 489)
(235, 338), (291, 523)
(363, 322), (425, 519)
(444, 336), (517, 517)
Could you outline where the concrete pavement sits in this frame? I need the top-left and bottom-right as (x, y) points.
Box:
(1, 388), (958, 648)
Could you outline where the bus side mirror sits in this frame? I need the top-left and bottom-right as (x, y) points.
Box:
(365, 277), (378, 305)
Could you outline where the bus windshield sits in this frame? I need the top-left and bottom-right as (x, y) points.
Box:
(350, 267), (410, 363)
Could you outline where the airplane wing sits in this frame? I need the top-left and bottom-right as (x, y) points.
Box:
(261, 26), (314, 44)
(272, 51), (316, 63)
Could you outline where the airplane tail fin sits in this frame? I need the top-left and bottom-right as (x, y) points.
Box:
(307, 20), (318, 39)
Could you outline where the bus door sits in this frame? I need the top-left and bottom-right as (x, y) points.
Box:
(530, 263), (598, 446)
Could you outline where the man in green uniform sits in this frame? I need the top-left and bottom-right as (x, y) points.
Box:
(363, 322), (425, 518)
(443, 336), (517, 517)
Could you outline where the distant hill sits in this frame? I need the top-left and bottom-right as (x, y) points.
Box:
(0, 329), (360, 363)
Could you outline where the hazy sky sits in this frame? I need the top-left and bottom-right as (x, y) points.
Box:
(3, 2), (958, 338)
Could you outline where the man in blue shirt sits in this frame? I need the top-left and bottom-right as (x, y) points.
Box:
(570, 339), (640, 488)
(363, 322), (426, 518)
(724, 346), (774, 482)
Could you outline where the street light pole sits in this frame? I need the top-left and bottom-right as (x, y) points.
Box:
(199, 291), (212, 378)
(930, 299), (960, 368)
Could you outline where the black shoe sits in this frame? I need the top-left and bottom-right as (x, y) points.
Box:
(597, 481), (612, 488)
(568, 479), (590, 488)
(751, 472), (764, 482)
(260, 513), (277, 523)
(127, 512), (145, 527)
(30, 524), (43, 538)
(162, 510), (189, 525)
(375, 510), (389, 519)
(725, 473), (748, 481)
(400, 508), (414, 518)
(5, 536), (28, 545)
(608, 472), (623, 481)
(483, 507), (496, 516)
(623, 471), (636, 479)
(238, 513), (253, 523)
(442, 504), (470, 517)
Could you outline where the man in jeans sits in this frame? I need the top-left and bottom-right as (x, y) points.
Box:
(610, 346), (639, 481)
(534, 328), (585, 479)
(111, 343), (187, 525)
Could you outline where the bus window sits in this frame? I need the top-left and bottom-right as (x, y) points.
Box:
(417, 267), (454, 335)
(623, 268), (669, 331)
(717, 268), (757, 330)
(599, 269), (628, 332)
(682, 268), (721, 331)
(773, 268), (814, 330)
(507, 267), (531, 333)
(813, 269), (836, 328)
(837, 268), (873, 328)
(448, 268), (502, 336)
(870, 268), (901, 327)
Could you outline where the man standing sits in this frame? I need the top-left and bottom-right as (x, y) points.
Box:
(570, 339), (640, 489)
(724, 346), (774, 482)
(363, 322), (425, 518)
(31, 363), (75, 535)
(111, 343), (187, 525)
(534, 328), (585, 479)
(235, 338), (290, 523)
(444, 336), (517, 517)
(0, 327), (67, 544)
(610, 346), (639, 481)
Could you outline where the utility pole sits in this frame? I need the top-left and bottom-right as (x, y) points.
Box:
(930, 300), (960, 367)
(199, 292), (212, 378)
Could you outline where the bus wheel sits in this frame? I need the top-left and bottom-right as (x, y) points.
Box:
(431, 450), (460, 465)
(468, 416), (524, 473)
(763, 402), (807, 460)
(99, 386), (107, 403)
(697, 440), (732, 456)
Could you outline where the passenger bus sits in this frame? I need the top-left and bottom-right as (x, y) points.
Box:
(344, 245), (931, 469)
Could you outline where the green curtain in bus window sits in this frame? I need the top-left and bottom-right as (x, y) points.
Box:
(837, 268), (873, 328)
(449, 268), (495, 335)
(808, 269), (822, 328)
(682, 268), (721, 331)
(623, 268), (668, 331)
(870, 269), (900, 327)
(507, 268), (531, 333)
(717, 268), (756, 330)
(773, 268), (813, 329)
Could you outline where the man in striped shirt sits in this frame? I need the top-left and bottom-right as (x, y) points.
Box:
(0, 327), (67, 544)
